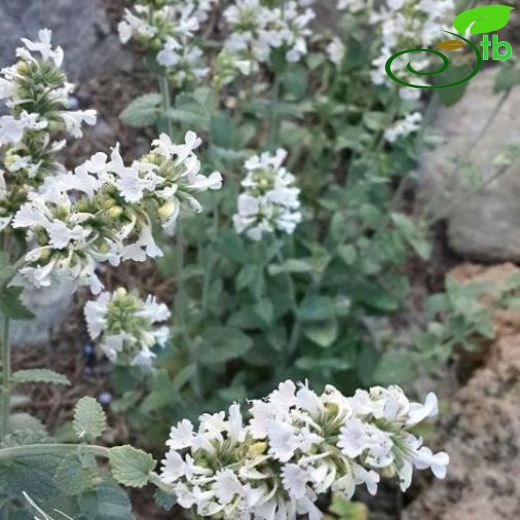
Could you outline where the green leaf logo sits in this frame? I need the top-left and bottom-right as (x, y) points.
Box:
(453, 5), (514, 35)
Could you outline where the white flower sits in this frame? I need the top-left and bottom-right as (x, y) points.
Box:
(407, 391), (438, 426)
(413, 447), (449, 479)
(384, 112), (423, 143)
(59, 109), (97, 138)
(161, 451), (187, 483)
(326, 37), (346, 66)
(281, 463), (312, 499)
(84, 288), (171, 367)
(160, 381), (447, 518)
(233, 149), (302, 241)
(19, 29), (64, 67)
(168, 419), (195, 450)
(214, 469), (245, 504)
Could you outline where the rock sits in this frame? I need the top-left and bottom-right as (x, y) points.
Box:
(0, 0), (133, 81)
(419, 68), (520, 262)
(404, 263), (520, 520)
(10, 280), (76, 347)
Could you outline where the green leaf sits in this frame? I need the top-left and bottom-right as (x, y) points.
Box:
(73, 397), (107, 441)
(297, 295), (335, 322)
(494, 62), (520, 93)
(78, 482), (134, 520)
(8, 413), (46, 433)
(154, 490), (176, 511)
(329, 494), (368, 520)
(12, 369), (70, 386)
(0, 286), (34, 320)
(0, 251), (15, 287)
(166, 93), (211, 130)
(215, 231), (247, 263)
(109, 445), (156, 488)
(337, 245), (357, 266)
(119, 93), (162, 128)
(281, 65), (308, 100)
(295, 357), (351, 371)
(391, 213), (431, 260)
(436, 64), (471, 106)
(199, 326), (253, 364)
(268, 259), (314, 275)
(303, 318), (338, 348)
(453, 5), (514, 35)
(54, 454), (96, 496)
(373, 352), (416, 385)
(362, 112), (387, 131)
(253, 298), (274, 326)
(210, 112), (236, 149)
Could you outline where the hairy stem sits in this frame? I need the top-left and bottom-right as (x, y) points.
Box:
(159, 73), (174, 139)
(0, 443), (175, 494)
(1, 316), (10, 439)
(268, 73), (282, 152)
(276, 247), (300, 362)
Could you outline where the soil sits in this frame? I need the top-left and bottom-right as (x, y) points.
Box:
(404, 263), (520, 520)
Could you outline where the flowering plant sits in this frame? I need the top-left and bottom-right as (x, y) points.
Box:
(3, 0), (515, 514)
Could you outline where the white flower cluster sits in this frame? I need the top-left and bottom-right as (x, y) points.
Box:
(233, 149), (301, 241)
(0, 29), (96, 230)
(369, 0), (455, 99)
(161, 380), (449, 519)
(84, 287), (170, 367)
(118, 1), (216, 86)
(384, 111), (422, 143)
(223, 0), (315, 75)
(326, 37), (346, 67)
(338, 0), (373, 12)
(11, 131), (222, 293)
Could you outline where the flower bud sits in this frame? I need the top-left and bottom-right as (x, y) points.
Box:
(103, 197), (117, 209)
(108, 206), (124, 218)
(248, 442), (267, 457)
(158, 200), (176, 221)
(16, 61), (30, 74)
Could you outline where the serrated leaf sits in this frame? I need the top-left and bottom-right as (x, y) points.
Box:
(154, 490), (176, 511)
(453, 5), (514, 36)
(73, 397), (107, 441)
(0, 286), (34, 320)
(8, 413), (46, 433)
(166, 93), (210, 130)
(120, 93), (162, 128)
(12, 369), (70, 386)
(54, 454), (96, 496)
(0, 453), (61, 498)
(109, 446), (156, 488)
(199, 326), (253, 364)
(79, 482), (134, 520)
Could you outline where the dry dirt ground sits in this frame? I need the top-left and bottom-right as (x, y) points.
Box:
(405, 263), (520, 520)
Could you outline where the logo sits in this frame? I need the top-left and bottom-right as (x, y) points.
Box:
(385, 5), (515, 89)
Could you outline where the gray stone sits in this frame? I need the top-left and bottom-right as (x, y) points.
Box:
(419, 67), (520, 262)
(0, 0), (133, 81)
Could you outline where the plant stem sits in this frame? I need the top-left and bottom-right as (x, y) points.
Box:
(1, 315), (10, 439)
(268, 73), (282, 152)
(0, 443), (176, 494)
(0, 443), (110, 461)
(159, 73), (174, 139)
(275, 247), (300, 362)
